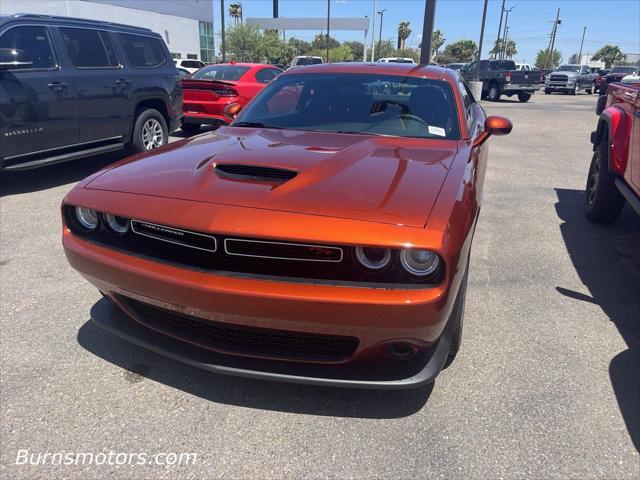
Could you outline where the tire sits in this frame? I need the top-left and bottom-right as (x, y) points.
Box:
(181, 122), (201, 134)
(570, 84), (577, 95)
(517, 92), (532, 102)
(544, 89), (551, 94)
(585, 139), (625, 223)
(586, 83), (594, 94)
(444, 265), (468, 368)
(128, 108), (168, 154)
(487, 83), (501, 102)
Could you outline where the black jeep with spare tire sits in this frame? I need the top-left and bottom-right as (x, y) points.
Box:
(0, 13), (182, 171)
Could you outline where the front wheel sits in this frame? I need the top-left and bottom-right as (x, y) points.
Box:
(517, 92), (532, 102)
(570, 84), (578, 95)
(585, 141), (625, 223)
(487, 83), (501, 102)
(128, 109), (168, 153)
(544, 88), (551, 94)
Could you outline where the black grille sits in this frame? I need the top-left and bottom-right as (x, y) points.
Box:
(122, 296), (359, 362)
(549, 74), (568, 82)
(214, 163), (297, 181)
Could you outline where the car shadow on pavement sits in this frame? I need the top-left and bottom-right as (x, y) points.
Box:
(554, 188), (640, 453)
(0, 150), (125, 197)
(77, 320), (433, 419)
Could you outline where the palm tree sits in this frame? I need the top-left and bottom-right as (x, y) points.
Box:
(229, 3), (243, 25)
(592, 45), (627, 69)
(397, 21), (411, 50)
(431, 29), (445, 55)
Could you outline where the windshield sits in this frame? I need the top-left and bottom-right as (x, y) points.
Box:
(233, 73), (461, 140)
(556, 65), (581, 72)
(610, 66), (636, 74)
(190, 65), (250, 81)
(295, 57), (323, 66)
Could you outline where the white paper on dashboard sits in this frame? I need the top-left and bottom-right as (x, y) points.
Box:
(428, 126), (446, 137)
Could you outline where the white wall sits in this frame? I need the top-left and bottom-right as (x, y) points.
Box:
(0, 0), (201, 59)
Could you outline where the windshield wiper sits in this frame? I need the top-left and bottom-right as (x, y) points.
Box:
(334, 130), (387, 136)
(232, 121), (283, 129)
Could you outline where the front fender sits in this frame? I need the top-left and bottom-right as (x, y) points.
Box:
(593, 106), (631, 175)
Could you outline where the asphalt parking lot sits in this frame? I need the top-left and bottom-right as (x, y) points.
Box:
(1, 92), (638, 479)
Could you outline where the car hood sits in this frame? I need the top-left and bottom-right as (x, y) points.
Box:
(86, 127), (458, 228)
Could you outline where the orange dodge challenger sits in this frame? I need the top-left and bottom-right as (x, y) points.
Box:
(63, 63), (512, 389)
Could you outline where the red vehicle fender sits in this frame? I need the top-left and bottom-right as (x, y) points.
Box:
(593, 105), (631, 175)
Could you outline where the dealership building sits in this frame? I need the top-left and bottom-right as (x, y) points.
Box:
(0, 0), (215, 62)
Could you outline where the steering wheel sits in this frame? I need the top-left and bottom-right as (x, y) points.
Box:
(395, 113), (429, 132)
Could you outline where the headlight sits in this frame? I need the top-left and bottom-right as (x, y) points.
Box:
(568, 78), (576, 83)
(355, 246), (391, 270)
(75, 206), (99, 230)
(399, 249), (440, 277)
(103, 213), (130, 234)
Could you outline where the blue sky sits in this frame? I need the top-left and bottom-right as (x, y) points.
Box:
(215, 0), (640, 63)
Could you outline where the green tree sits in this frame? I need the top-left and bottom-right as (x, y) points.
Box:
(489, 39), (517, 59)
(344, 41), (364, 61)
(534, 48), (562, 69)
(442, 40), (477, 62)
(396, 48), (420, 63)
(592, 44), (627, 68)
(397, 21), (411, 50)
(287, 38), (312, 55)
(312, 34), (340, 50)
(568, 53), (580, 64)
(431, 29), (445, 55)
(225, 23), (281, 63)
(308, 45), (354, 62)
(376, 39), (397, 60)
(228, 3), (242, 25)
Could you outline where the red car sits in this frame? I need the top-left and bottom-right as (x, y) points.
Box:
(586, 79), (640, 222)
(181, 63), (282, 133)
(62, 64), (512, 389)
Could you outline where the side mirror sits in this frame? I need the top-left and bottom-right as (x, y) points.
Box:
(595, 94), (607, 115)
(0, 48), (33, 70)
(472, 115), (513, 148)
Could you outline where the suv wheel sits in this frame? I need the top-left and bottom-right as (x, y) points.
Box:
(585, 139), (625, 223)
(570, 84), (578, 95)
(129, 109), (168, 153)
(517, 92), (531, 102)
(487, 83), (501, 102)
(544, 88), (551, 94)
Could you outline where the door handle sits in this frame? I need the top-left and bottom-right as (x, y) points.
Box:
(115, 79), (130, 85)
(47, 82), (68, 91)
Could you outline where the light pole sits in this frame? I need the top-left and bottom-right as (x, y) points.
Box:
(377, 8), (386, 61)
(495, 0), (505, 56)
(501, 5), (515, 59)
(370, 0), (377, 62)
(220, 0), (226, 62)
(475, 0), (488, 80)
(363, 15), (369, 62)
(578, 26), (586, 64)
(419, 0), (436, 65)
(326, 0), (331, 63)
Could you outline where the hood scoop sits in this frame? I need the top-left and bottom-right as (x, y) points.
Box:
(213, 163), (297, 183)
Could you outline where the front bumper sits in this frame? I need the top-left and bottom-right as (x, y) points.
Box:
(545, 82), (574, 90)
(64, 226), (462, 388)
(90, 295), (455, 389)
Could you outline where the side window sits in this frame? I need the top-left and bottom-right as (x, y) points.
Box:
(0, 25), (57, 70)
(255, 68), (279, 84)
(489, 61), (500, 71)
(457, 79), (476, 130)
(118, 33), (166, 68)
(60, 28), (119, 68)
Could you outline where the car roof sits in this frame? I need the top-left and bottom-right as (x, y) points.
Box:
(281, 62), (458, 82)
(0, 13), (158, 37)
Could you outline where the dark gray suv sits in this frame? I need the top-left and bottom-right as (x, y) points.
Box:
(0, 13), (183, 170)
